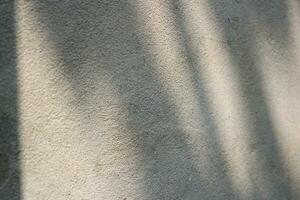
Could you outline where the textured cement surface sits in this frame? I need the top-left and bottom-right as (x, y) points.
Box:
(1, 0), (300, 199)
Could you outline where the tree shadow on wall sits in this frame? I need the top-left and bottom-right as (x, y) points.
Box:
(30, 0), (297, 199)
(0, 1), (21, 200)
(31, 0), (240, 199)
(207, 0), (296, 199)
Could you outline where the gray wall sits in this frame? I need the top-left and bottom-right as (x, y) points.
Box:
(1, 0), (300, 199)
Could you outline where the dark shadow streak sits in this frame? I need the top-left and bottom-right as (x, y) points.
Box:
(208, 0), (295, 199)
(30, 0), (224, 199)
(170, 0), (238, 199)
(0, 1), (21, 200)
(28, 0), (296, 199)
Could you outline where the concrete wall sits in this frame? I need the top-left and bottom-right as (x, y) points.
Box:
(1, 0), (300, 199)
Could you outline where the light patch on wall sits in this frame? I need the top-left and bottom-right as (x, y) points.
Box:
(132, 1), (257, 198)
(178, 1), (257, 199)
(14, 1), (139, 199)
(255, 0), (300, 194)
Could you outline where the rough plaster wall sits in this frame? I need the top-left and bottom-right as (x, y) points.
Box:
(1, 0), (300, 199)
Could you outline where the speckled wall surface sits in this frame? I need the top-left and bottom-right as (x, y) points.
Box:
(1, 0), (300, 199)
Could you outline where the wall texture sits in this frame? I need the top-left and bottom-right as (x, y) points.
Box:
(1, 0), (300, 199)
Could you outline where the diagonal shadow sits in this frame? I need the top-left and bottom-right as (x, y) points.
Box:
(0, 1), (21, 200)
(208, 0), (295, 199)
(169, 0), (238, 198)
(29, 0), (247, 199)
(30, 0), (229, 199)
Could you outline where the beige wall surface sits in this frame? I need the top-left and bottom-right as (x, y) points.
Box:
(1, 0), (300, 199)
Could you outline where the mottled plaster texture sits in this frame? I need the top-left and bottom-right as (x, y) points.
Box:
(1, 0), (300, 199)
